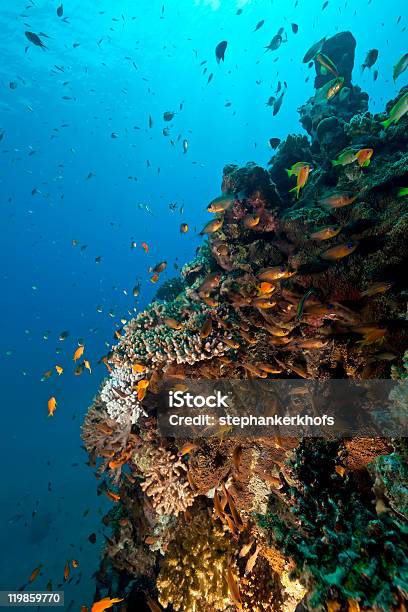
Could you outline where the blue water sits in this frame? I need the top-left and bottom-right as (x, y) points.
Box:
(0, 0), (406, 606)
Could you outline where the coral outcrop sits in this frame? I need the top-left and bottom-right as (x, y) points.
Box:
(157, 507), (235, 611)
(82, 36), (408, 611)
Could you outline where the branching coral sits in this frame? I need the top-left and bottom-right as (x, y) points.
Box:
(81, 396), (140, 482)
(99, 366), (146, 425)
(135, 446), (196, 517)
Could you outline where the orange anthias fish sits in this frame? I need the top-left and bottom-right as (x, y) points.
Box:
(360, 281), (392, 297)
(321, 242), (357, 261)
(258, 281), (276, 294)
(310, 226), (341, 241)
(28, 564), (43, 583)
(200, 217), (224, 235)
(105, 489), (121, 502)
(200, 318), (213, 339)
(319, 193), (357, 209)
(252, 297), (276, 309)
(243, 214), (260, 228)
(150, 273), (159, 283)
(84, 360), (92, 373)
(164, 317), (183, 330)
(258, 266), (295, 281)
(73, 345), (85, 362)
(63, 561), (70, 581)
(141, 242), (149, 253)
(354, 325), (387, 346)
(72, 559), (79, 568)
(48, 396), (57, 417)
(136, 379), (149, 400)
(289, 164), (310, 199)
(355, 148), (374, 167)
(178, 442), (199, 457)
(226, 567), (243, 609)
(132, 363), (146, 373)
(91, 597), (124, 612)
(55, 365), (64, 375)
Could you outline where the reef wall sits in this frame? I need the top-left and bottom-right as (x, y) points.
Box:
(82, 33), (408, 612)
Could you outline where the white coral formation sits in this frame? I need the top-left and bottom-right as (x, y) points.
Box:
(100, 366), (146, 425)
(136, 446), (195, 516)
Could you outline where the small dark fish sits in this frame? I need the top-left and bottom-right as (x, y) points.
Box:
(269, 137), (281, 149)
(88, 533), (96, 544)
(207, 72), (213, 84)
(25, 31), (47, 50)
(266, 96), (276, 106)
(153, 261), (167, 273)
(149, 114), (153, 128)
(215, 40), (228, 63)
(322, 0), (329, 8)
(273, 92), (284, 116)
(373, 69), (378, 81)
(57, 4), (63, 17)
(291, 23), (298, 33)
(265, 30), (283, 52)
(303, 36), (326, 63)
(9, 81), (18, 89)
(236, 8), (243, 14)
(163, 111), (175, 121)
(59, 330), (69, 341)
(254, 20), (265, 31)
(362, 49), (378, 71)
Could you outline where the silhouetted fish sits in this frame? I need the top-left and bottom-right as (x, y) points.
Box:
(215, 40), (228, 63)
(25, 31), (47, 50)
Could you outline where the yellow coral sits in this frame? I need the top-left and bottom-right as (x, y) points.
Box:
(157, 508), (235, 611)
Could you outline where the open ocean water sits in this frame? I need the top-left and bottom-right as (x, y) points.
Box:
(0, 0), (406, 608)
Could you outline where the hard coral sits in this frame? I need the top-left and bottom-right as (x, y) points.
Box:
(136, 445), (196, 517)
(81, 396), (140, 482)
(100, 366), (146, 425)
(157, 507), (235, 611)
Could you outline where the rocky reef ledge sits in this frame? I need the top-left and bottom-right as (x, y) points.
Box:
(82, 33), (408, 612)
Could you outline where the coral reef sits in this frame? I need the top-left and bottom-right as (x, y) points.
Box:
(82, 39), (408, 611)
(258, 440), (408, 611)
(156, 506), (235, 611)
